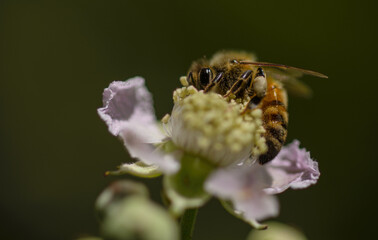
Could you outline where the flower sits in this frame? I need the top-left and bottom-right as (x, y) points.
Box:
(98, 77), (320, 228)
(98, 77), (179, 174)
(204, 140), (319, 227)
(96, 180), (179, 240)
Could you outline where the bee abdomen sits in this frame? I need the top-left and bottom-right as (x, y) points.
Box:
(259, 138), (282, 165)
(258, 105), (288, 164)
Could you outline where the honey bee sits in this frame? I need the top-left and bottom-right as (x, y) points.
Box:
(186, 51), (327, 164)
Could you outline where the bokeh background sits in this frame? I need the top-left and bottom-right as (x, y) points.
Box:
(1, 0), (377, 239)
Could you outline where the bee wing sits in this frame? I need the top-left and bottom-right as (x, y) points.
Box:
(239, 61), (328, 98)
(270, 71), (313, 98)
(239, 61), (328, 78)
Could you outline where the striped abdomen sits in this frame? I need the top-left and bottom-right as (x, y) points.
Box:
(258, 79), (288, 164)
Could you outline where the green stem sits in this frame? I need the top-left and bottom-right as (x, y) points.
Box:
(180, 208), (199, 240)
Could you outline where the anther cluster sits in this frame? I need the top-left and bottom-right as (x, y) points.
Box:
(166, 84), (267, 166)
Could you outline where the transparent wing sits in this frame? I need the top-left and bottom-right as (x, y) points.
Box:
(239, 61), (328, 98)
(239, 61), (328, 78)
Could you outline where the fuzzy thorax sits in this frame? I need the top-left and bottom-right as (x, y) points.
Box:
(165, 86), (267, 167)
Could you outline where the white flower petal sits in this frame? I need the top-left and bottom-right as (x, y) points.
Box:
(98, 77), (180, 174)
(264, 140), (320, 195)
(205, 165), (279, 221)
(119, 125), (180, 174)
(220, 200), (268, 230)
(233, 193), (279, 222)
(98, 77), (165, 142)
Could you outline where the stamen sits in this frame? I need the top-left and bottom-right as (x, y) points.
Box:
(161, 114), (170, 124)
(179, 76), (189, 87)
(173, 86), (198, 104)
(168, 90), (267, 166)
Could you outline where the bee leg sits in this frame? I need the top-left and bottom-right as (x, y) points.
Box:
(223, 79), (243, 98)
(224, 70), (253, 98)
(251, 68), (267, 98)
(204, 72), (224, 93)
(234, 70), (253, 96)
(187, 72), (194, 86)
(255, 67), (265, 78)
(246, 73), (254, 96)
(241, 95), (263, 114)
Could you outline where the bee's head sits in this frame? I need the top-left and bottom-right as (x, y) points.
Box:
(188, 67), (214, 89)
(186, 56), (216, 90)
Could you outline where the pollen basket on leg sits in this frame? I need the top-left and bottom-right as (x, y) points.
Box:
(168, 90), (267, 166)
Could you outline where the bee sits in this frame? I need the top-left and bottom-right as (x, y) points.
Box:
(186, 51), (327, 164)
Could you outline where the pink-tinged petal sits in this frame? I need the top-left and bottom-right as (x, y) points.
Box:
(205, 165), (279, 221)
(264, 140), (320, 195)
(234, 193), (279, 222)
(97, 77), (164, 142)
(98, 77), (179, 174)
(119, 124), (180, 174)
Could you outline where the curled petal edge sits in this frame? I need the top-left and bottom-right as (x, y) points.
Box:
(98, 77), (162, 139)
(119, 125), (180, 174)
(220, 200), (268, 230)
(105, 161), (162, 178)
(264, 140), (320, 195)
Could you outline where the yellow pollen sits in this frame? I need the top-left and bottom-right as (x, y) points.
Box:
(179, 76), (189, 87)
(169, 89), (267, 166)
(161, 114), (170, 124)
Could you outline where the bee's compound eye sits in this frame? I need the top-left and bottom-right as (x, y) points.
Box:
(199, 68), (213, 87)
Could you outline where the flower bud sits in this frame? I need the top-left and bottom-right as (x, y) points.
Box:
(101, 196), (179, 240)
(247, 221), (308, 240)
(96, 181), (179, 240)
(96, 180), (148, 220)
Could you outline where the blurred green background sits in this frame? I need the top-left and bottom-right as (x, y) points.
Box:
(1, 0), (377, 239)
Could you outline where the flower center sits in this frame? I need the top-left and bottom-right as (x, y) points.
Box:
(165, 84), (267, 167)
